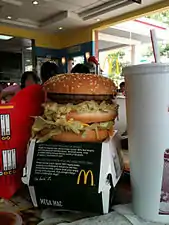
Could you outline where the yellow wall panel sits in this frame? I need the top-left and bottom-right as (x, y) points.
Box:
(0, 25), (61, 48)
(57, 27), (93, 48)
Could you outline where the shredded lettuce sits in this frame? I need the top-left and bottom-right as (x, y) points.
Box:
(37, 129), (61, 143)
(43, 100), (118, 119)
(32, 100), (118, 142)
(32, 117), (114, 142)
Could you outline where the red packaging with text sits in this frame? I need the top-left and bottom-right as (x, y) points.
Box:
(0, 85), (45, 199)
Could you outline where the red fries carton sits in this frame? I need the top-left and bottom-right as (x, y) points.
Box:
(0, 85), (45, 199)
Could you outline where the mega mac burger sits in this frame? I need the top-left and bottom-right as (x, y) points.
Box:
(32, 74), (118, 142)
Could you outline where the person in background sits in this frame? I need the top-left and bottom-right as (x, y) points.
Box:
(0, 83), (8, 90)
(1, 84), (20, 103)
(21, 71), (40, 89)
(71, 63), (90, 74)
(40, 61), (60, 84)
(86, 56), (103, 74)
(1, 71), (39, 103)
(119, 82), (125, 93)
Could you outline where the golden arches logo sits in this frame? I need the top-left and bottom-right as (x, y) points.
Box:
(1, 136), (10, 141)
(77, 170), (94, 186)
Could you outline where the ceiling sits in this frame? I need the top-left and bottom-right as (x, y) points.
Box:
(0, 0), (164, 32)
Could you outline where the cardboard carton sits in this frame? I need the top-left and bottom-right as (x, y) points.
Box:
(22, 131), (123, 214)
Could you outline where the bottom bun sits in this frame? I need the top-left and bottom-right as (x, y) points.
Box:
(51, 129), (113, 142)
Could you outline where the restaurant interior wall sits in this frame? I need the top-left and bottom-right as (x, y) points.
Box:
(0, 25), (94, 67)
(0, 25), (61, 49)
(0, 25), (61, 61)
(1, 0), (169, 70)
(58, 41), (94, 72)
(54, 27), (94, 72)
(0, 51), (22, 83)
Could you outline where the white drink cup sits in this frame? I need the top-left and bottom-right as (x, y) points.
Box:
(124, 63), (169, 223)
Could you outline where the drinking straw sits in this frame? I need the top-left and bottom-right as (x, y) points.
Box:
(150, 29), (160, 63)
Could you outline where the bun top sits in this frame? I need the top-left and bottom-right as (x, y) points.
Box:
(43, 73), (117, 95)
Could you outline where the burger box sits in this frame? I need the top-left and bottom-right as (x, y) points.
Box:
(22, 131), (123, 214)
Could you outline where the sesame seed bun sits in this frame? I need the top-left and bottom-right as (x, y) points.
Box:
(43, 73), (116, 95)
